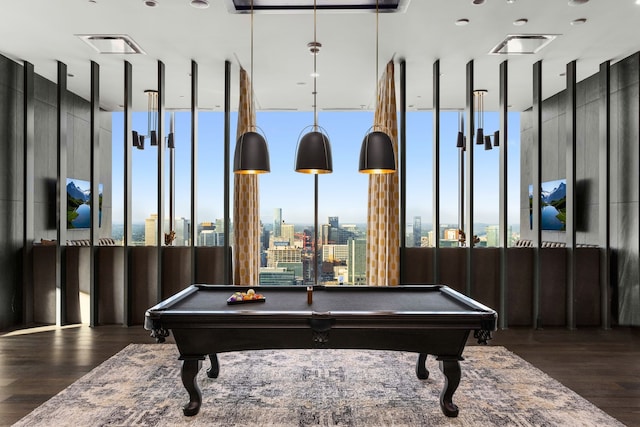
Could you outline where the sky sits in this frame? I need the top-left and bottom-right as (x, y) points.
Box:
(111, 110), (521, 229)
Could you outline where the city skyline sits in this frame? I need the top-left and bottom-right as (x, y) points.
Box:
(111, 110), (521, 228)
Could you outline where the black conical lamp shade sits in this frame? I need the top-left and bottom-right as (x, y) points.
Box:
(475, 128), (484, 145)
(456, 131), (464, 148)
(295, 131), (333, 174)
(233, 131), (270, 174)
(358, 130), (396, 174)
(484, 135), (493, 150)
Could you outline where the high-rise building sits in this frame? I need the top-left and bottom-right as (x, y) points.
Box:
(485, 225), (513, 247)
(143, 214), (191, 246)
(281, 223), (295, 246)
(322, 244), (349, 262)
(267, 246), (302, 268)
(273, 208), (282, 237)
(328, 216), (339, 229)
(197, 222), (219, 246)
(259, 267), (295, 286)
(199, 230), (216, 246)
(413, 216), (422, 248)
(347, 238), (367, 285)
(173, 217), (190, 246)
(144, 214), (158, 246)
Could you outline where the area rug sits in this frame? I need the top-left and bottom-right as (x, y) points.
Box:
(14, 344), (623, 427)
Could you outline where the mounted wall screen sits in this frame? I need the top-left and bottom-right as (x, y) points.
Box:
(227, 0), (410, 13)
(489, 34), (558, 55)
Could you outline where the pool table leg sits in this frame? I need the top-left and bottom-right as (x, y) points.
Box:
(206, 353), (219, 378)
(438, 358), (461, 417)
(181, 358), (203, 416)
(415, 353), (429, 379)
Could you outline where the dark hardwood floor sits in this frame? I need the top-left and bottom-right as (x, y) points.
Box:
(1, 325), (639, 426)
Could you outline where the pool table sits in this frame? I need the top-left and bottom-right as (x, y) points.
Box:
(144, 284), (497, 418)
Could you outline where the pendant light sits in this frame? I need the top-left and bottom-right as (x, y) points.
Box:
(358, 0), (396, 174)
(456, 110), (465, 149)
(233, 0), (270, 174)
(295, 0), (333, 174)
(131, 89), (158, 150)
(474, 89), (486, 145)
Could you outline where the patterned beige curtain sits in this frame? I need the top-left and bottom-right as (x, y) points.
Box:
(366, 60), (400, 286)
(233, 68), (261, 285)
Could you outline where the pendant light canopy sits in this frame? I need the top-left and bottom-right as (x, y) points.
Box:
(358, 0), (395, 174)
(295, 1), (332, 175)
(233, 0), (270, 174)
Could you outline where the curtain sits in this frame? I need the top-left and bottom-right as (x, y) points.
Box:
(366, 60), (400, 286)
(233, 67), (261, 285)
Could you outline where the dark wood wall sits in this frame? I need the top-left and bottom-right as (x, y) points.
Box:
(403, 246), (602, 327)
(520, 52), (640, 326)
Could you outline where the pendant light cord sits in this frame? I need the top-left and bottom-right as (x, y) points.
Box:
(313, 0), (317, 130)
(375, 0), (379, 104)
(250, 0), (254, 131)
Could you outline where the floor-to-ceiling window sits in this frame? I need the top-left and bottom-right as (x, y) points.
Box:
(112, 109), (520, 282)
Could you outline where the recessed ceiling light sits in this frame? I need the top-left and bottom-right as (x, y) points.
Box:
(513, 18), (528, 26)
(570, 18), (587, 25)
(310, 72), (320, 78)
(506, 0), (516, 3)
(455, 18), (470, 26)
(472, 0), (486, 4)
(568, 0), (588, 5)
(190, 0), (209, 8)
(143, 0), (158, 6)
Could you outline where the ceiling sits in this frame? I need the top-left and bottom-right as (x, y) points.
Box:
(2, 0), (640, 113)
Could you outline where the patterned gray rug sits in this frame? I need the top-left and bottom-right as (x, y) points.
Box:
(14, 344), (623, 427)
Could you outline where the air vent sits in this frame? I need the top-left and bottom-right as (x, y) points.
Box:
(76, 34), (146, 54)
(489, 34), (558, 55)
(226, 0), (410, 13)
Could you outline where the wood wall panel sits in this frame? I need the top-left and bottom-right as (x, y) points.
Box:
(162, 247), (192, 299)
(401, 247), (434, 284)
(97, 246), (124, 325)
(129, 246), (157, 326)
(195, 246), (232, 284)
(506, 247), (533, 326)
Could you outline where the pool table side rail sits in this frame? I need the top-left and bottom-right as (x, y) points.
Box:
(144, 285), (497, 336)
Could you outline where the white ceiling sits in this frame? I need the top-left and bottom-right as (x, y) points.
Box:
(2, 0), (640, 113)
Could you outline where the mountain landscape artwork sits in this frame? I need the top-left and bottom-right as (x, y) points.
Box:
(66, 178), (103, 229)
(529, 179), (567, 231)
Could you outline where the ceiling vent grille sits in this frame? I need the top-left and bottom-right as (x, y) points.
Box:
(76, 34), (146, 54)
(226, 0), (410, 13)
(489, 34), (558, 55)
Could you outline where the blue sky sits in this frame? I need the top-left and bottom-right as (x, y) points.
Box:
(111, 110), (520, 228)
